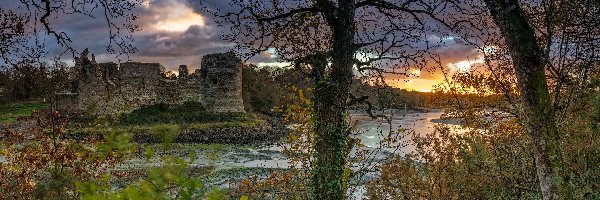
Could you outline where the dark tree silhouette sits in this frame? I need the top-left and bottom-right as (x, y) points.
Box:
(202, 0), (460, 198)
(474, 1), (599, 199)
(1, 0), (142, 64)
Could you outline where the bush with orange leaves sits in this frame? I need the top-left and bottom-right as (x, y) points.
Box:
(367, 93), (600, 199)
(0, 109), (134, 199)
(367, 120), (539, 199)
(234, 169), (310, 199)
(232, 86), (313, 199)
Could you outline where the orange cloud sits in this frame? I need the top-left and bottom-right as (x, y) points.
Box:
(145, 0), (206, 32)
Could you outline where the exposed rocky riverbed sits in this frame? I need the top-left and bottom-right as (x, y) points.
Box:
(115, 109), (469, 199)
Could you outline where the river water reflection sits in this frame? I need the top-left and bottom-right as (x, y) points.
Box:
(351, 109), (470, 155)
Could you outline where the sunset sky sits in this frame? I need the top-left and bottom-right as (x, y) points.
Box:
(7, 0), (489, 92)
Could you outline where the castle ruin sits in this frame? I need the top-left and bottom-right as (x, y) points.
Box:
(55, 50), (244, 115)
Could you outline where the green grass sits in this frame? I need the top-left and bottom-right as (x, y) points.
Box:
(70, 101), (270, 142)
(118, 101), (252, 126)
(0, 101), (49, 123)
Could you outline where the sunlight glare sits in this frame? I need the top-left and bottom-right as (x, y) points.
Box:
(408, 68), (421, 76)
(448, 57), (484, 73)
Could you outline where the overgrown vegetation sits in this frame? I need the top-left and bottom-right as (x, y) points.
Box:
(0, 111), (135, 199)
(366, 90), (600, 199)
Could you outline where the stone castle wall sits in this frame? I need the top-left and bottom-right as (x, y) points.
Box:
(200, 53), (245, 112)
(55, 51), (244, 115)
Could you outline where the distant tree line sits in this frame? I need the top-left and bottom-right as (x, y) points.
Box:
(242, 64), (432, 116)
(0, 60), (70, 103)
(350, 79), (427, 110)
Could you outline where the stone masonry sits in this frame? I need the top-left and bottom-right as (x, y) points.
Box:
(199, 53), (245, 113)
(55, 50), (244, 115)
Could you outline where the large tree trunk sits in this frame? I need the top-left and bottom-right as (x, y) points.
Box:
(483, 0), (561, 199)
(311, 1), (356, 199)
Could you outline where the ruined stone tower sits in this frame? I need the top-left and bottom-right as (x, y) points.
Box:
(199, 52), (245, 113)
(55, 51), (245, 115)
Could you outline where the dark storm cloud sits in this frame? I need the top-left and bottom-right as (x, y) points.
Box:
(135, 25), (222, 57)
(7, 0), (237, 71)
(9, 0), (481, 78)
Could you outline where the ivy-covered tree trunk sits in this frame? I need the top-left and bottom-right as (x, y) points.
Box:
(311, 1), (355, 199)
(484, 0), (561, 199)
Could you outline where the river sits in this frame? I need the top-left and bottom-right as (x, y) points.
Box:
(350, 109), (469, 155)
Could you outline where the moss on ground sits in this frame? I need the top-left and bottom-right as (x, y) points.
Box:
(0, 101), (49, 123)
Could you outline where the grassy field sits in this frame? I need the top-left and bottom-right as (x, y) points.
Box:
(0, 101), (49, 123)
